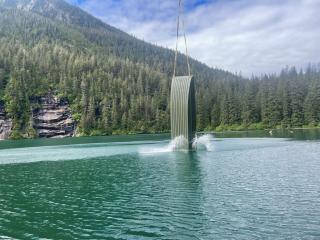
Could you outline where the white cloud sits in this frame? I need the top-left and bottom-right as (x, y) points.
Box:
(70, 0), (320, 76)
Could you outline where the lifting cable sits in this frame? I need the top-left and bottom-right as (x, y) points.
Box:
(173, 0), (191, 77)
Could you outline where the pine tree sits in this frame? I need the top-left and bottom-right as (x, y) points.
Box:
(290, 68), (304, 127)
(242, 81), (258, 126)
(211, 104), (220, 128)
(304, 79), (320, 125)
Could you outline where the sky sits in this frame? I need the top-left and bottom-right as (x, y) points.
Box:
(66, 0), (320, 76)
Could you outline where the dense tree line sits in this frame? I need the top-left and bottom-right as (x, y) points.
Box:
(197, 66), (320, 131)
(0, 4), (319, 138)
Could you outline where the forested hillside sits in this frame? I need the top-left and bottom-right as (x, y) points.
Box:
(0, 0), (319, 139)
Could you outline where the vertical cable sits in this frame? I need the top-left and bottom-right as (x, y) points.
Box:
(181, 0), (191, 76)
(173, 0), (181, 78)
(173, 0), (191, 77)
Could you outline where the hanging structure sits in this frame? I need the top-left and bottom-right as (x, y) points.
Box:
(171, 76), (196, 149)
(170, 0), (196, 149)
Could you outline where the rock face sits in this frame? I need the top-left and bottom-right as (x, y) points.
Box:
(0, 94), (75, 140)
(0, 102), (12, 140)
(33, 94), (75, 138)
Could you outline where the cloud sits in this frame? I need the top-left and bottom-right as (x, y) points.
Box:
(67, 0), (320, 76)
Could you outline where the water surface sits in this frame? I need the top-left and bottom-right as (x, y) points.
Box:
(0, 130), (319, 239)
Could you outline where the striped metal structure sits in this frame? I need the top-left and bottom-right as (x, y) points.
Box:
(170, 76), (196, 149)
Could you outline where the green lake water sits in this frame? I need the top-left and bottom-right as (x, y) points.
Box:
(0, 129), (320, 239)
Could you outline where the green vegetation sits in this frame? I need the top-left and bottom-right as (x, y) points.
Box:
(0, 0), (319, 138)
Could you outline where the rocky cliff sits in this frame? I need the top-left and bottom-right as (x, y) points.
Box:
(32, 94), (75, 138)
(0, 94), (75, 140)
(0, 103), (12, 140)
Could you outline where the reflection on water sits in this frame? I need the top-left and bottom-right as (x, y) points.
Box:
(0, 130), (319, 239)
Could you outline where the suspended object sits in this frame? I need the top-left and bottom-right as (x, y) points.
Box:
(170, 0), (196, 150)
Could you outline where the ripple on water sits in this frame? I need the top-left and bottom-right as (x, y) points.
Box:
(0, 138), (319, 239)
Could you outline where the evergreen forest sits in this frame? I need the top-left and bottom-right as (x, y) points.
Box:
(0, 0), (319, 138)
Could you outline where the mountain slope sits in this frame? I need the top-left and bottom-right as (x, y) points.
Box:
(0, 0), (319, 139)
(0, 0), (229, 79)
(0, 0), (241, 138)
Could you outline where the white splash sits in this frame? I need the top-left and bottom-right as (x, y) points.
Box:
(192, 134), (215, 151)
(138, 136), (188, 155)
(169, 136), (189, 151)
(169, 134), (215, 151)
(139, 134), (215, 155)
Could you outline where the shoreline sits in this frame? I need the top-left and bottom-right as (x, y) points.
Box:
(1, 127), (320, 141)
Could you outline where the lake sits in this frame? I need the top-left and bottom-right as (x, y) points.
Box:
(0, 129), (320, 239)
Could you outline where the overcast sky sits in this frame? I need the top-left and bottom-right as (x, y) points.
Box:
(66, 0), (320, 76)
